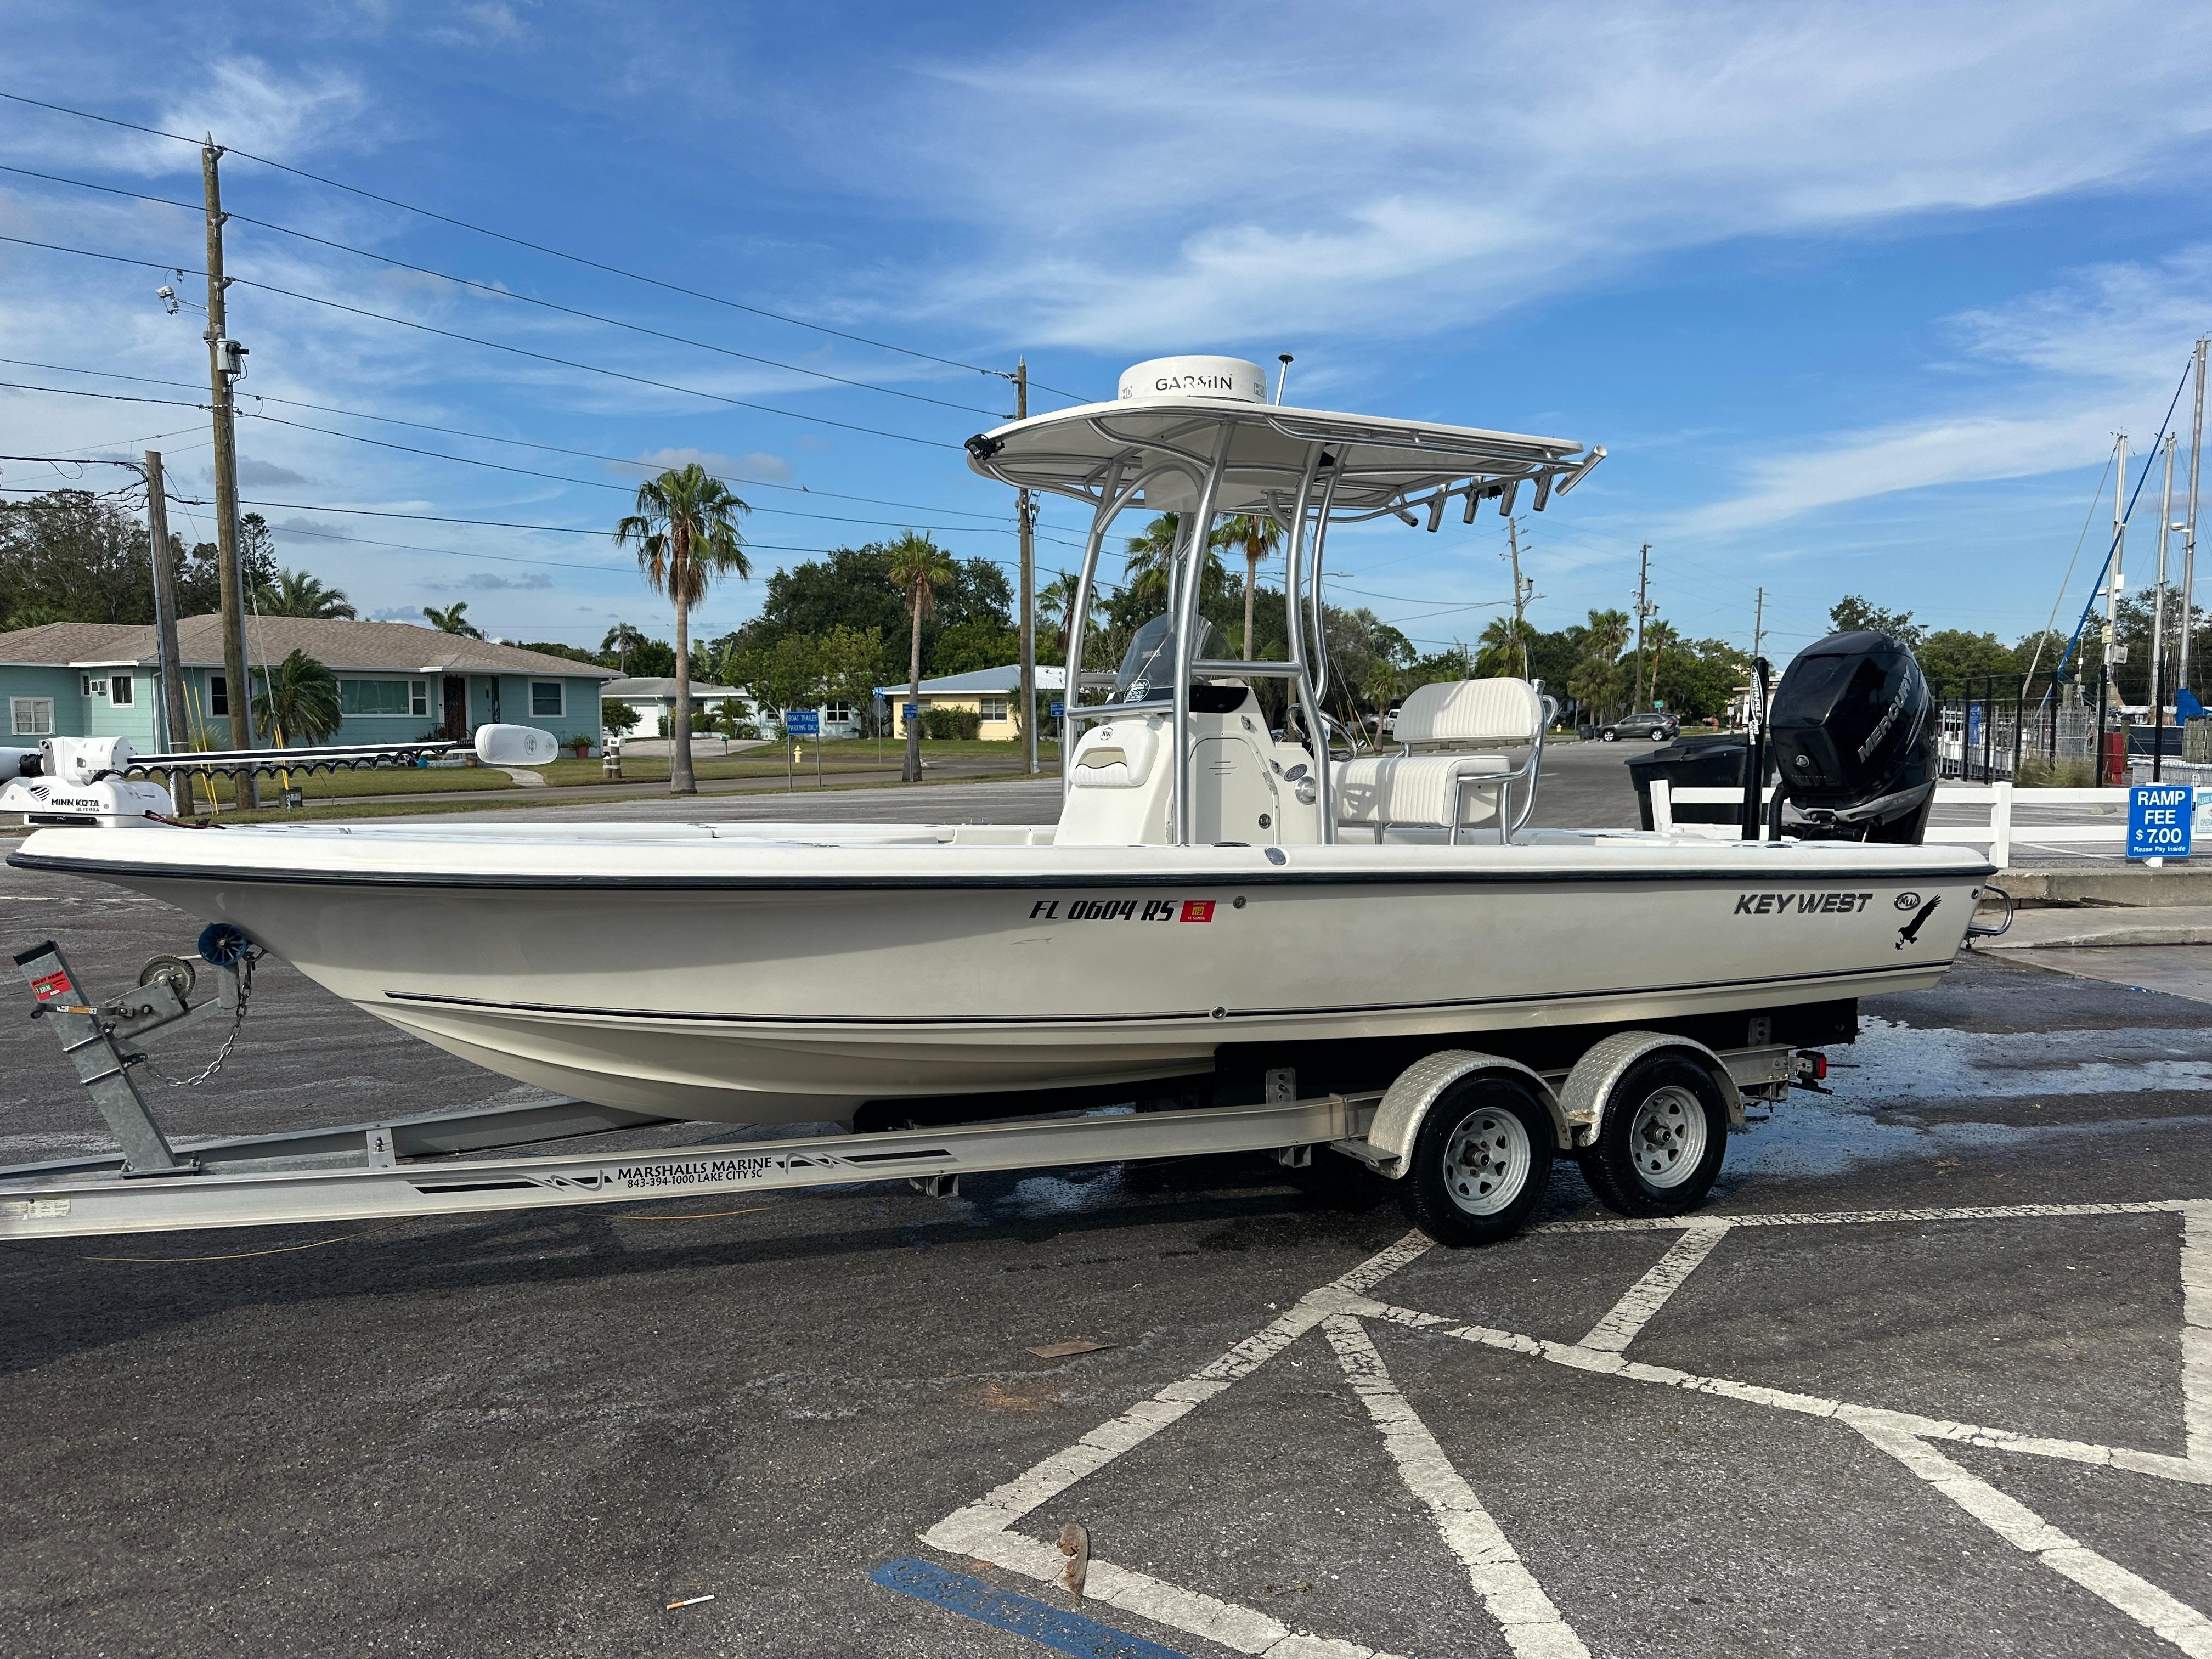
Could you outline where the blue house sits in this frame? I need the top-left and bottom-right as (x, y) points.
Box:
(0, 616), (612, 751)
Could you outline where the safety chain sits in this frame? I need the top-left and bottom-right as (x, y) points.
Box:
(134, 950), (261, 1090)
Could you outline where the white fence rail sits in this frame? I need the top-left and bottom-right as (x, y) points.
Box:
(1646, 782), (2188, 867)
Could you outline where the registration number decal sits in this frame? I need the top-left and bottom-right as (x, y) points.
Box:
(1028, 897), (1215, 923)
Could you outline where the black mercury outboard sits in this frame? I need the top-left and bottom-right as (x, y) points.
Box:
(1764, 629), (1937, 844)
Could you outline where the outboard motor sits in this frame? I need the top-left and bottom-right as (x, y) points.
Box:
(1766, 630), (1936, 844)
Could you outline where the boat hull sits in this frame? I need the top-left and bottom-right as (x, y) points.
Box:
(11, 825), (1993, 1126)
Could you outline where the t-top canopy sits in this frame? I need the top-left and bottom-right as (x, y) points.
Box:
(964, 355), (1604, 522)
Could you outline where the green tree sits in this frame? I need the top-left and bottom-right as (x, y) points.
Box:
(257, 568), (356, 619)
(887, 532), (957, 781)
(1918, 628), (2017, 695)
(1476, 614), (1537, 679)
(599, 622), (650, 673)
(251, 649), (342, 746)
(421, 602), (484, 638)
(1212, 513), (1283, 658)
(931, 618), (1020, 678)
(1638, 618), (1680, 709)
(0, 489), (158, 627)
(1829, 595), (1923, 651)
(1570, 607), (1632, 724)
(613, 462), (753, 794)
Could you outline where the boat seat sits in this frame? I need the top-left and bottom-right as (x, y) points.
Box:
(1333, 676), (1550, 842)
(1335, 753), (1511, 834)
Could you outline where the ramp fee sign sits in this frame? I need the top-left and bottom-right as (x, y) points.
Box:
(2128, 782), (2194, 860)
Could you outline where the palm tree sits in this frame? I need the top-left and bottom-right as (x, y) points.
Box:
(1575, 607), (1632, 723)
(1121, 514), (1229, 612)
(1640, 618), (1680, 711)
(252, 649), (342, 747)
(1476, 614), (1537, 679)
(600, 622), (647, 674)
(614, 463), (752, 794)
(257, 568), (356, 619)
(886, 532), (957, 783)
(1036, 568), (1098, 665)
(421, 602), (484, 639)
(1212, 514), (1283, 658)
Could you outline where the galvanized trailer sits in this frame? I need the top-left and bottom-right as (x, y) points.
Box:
(3, 930), (1829, 1249)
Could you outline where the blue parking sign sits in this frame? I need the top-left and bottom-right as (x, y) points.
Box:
(1049, 701), (1064, 719)
(783, 709), (820, 736)
(2128, 782), (2193, 860)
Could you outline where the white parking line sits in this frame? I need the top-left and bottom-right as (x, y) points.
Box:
(1858, 1424), (2212, 1658)
(1323, 1315), (1589, 1659)
(2184, 1201), (2212, 1465)
(1577, 1220), (1729, 1351)
(924, 1205), (2212, 1658)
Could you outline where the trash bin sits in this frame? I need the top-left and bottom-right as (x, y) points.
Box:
(1626, 735), (1757, 832)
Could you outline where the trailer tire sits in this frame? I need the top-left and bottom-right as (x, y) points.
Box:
(1399, 1074), (1554, 1247)
(1578, 1054), (1728, 1217)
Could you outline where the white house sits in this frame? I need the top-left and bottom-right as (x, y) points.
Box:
(600, 678), (864, 740)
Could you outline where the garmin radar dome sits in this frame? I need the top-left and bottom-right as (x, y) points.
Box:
(1117, 356), (1268, 404)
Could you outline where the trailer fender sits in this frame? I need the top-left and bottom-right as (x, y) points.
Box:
(1561, 1031), (1743, 1148)
(1357, 1051), (1570, 1178)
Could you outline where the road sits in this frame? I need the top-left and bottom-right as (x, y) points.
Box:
(4, 766), (2210, 1658)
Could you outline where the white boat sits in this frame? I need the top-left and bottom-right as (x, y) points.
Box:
(7, 356), (1992, 1139)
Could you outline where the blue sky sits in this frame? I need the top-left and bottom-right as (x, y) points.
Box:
(3, 2), (2210, 667)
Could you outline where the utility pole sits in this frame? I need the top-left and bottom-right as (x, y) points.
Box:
(201, 137), (258, 802)
(1013, 358), (1037, 775)
(2185, 338), (2205, 697)
(143, 450), (188, 758)
(1504, 516), (1534, 678)
(1631, 542), (1652, 711)
(2100, 433), (2126, 786)
(1752, 586), (1765, 664)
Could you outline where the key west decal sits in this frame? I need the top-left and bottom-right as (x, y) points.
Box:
(1731, 891), (1875, 916)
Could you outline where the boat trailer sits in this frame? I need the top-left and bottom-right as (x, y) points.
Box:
(2, 932), (1819, 1248)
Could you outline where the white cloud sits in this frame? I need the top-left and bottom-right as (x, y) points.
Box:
(1673, 247), (2212, 538)
(848, 4), (2212, 357)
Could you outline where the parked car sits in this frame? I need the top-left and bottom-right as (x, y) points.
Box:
(1594, 711), (1680, 742)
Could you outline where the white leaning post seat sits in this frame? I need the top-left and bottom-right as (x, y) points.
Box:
(1335, 678), (1548, 842)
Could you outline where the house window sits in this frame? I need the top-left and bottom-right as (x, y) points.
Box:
(530, 681), (565, 717)
(109, 673), (133, 707)
(10, 697), (53, 736)
(339, 679), (420, 716)
(823, 701), (853, 723)
(979, 697), (1010, 723)
(81, 674), (108, 698)
(210, 675), (229, 716)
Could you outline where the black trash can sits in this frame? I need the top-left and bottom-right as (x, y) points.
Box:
(1626, 735), (1757, 832)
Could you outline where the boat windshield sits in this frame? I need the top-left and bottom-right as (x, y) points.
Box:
(1114, 614), (1219, 702)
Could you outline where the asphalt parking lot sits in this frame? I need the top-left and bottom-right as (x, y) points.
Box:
(4, 760), (2210, 1658)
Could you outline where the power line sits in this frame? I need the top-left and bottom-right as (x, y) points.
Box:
(0, 373), (1093, 555)
(0, 160), (1007, 418)
(0, 234), (970, 449)
(0, 358), (1039, 525)
(0, 87), (1092, 404)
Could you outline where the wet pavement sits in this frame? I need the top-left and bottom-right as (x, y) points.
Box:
(3, 777), (2210, 1658)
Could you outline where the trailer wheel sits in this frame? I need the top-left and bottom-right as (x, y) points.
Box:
(1578, 1054), (1728, 1217)
(1400, 1075), (1554, 1247)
